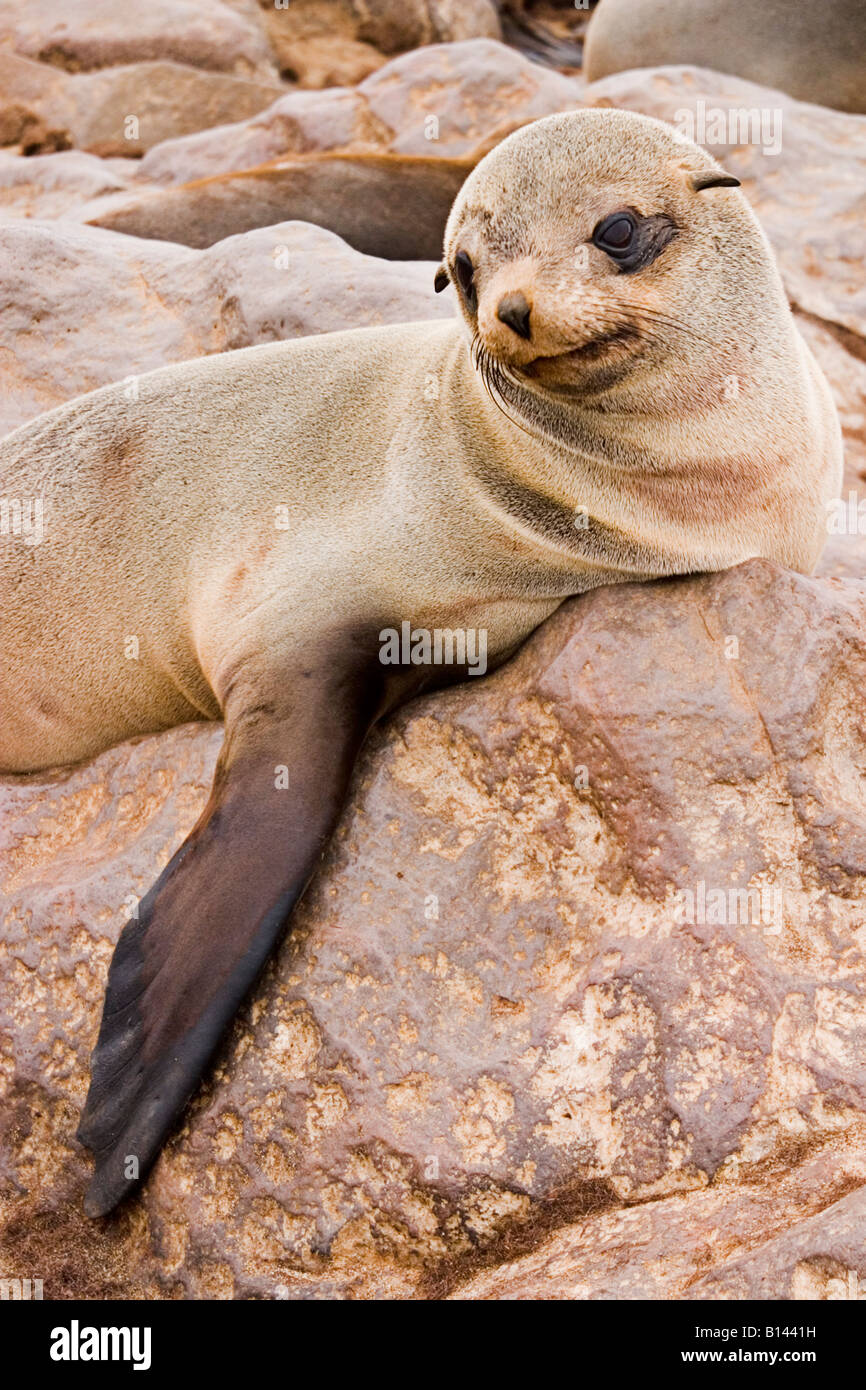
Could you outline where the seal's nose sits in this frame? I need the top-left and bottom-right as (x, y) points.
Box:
(496, 291), (532, 340)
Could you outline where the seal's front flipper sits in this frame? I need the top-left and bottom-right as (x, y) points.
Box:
(78, 655), (378, 1217)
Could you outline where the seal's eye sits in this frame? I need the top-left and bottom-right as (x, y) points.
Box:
(454, 250), (477, 309)
(592, 212), (637, 258)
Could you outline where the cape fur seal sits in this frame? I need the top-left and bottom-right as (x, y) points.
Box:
(0, 108), (841, 1215)
(584, 0), (866, 115)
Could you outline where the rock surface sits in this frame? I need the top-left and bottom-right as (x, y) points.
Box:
(82, 151), (475, 257)
(0, 219), (454, 437)
(0, 0), (279, 80)
(1, 15), (866, 1304)
(259, 0), (502, 86)
(135, 40), (584, 185)
(3, 561), (866, 1298)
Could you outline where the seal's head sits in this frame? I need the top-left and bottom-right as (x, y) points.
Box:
(437, 108), (782, 421)
(435, 107), (842, 575)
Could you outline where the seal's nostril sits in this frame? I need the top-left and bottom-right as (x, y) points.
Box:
(497, 292), (532, 340)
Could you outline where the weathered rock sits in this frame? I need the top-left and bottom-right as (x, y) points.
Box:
(71, 63), (284, 158)
(0, 0), (279, 80)
(0, 220), (455, 437)
(137, 87), (384, 187)
(83, 151), (475, 257)
(358, 36), (581, 156)
(450, 1158), (866, 1298)
(800, 316), (866, 582)
(262, 33), (387, 90)
(0, 51), (71, 152)
(0, 52), (285, 158)
(3, 561), (866, 1298)
(137, 40), (584, 186)
(0, 149), (133, 220)
(585, 0), (866, 115)
(258, 0), (501, 86)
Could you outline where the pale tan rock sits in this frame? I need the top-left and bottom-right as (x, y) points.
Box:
(0, 53), (285, 158)
(449, 1154), (866, 1298)
(0, 0), (279, 80)
(0, 219), (455, 437)
(0, 148), (133, 218)
(264, 34), (387, 89)
(358, 36), (581, 156)
(3, 562), (866, 1298)
(138, 40), (584, 185)
(0, 51), (71, 152)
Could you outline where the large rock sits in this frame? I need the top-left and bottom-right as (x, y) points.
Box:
(136, 40), (584, 185)
(0, 0), (279, 79)
(79, 41), (584, 255)
(0, 53), (285, 157)
(258, 0), (501, 86)
(82, 151), (475, 257)
(0, 149), (133, 219)
(3, 561), (866, 1298)
(0, 220), (455, 437)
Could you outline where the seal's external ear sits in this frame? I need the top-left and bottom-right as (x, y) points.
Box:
(434, 264), (449, 293)
(690, 172), (741, 192)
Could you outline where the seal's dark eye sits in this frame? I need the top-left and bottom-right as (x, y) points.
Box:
(454, 250), (476, 308)
(593, 212), (637, 257)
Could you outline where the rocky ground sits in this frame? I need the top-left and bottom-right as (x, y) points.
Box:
(1, 0), (865, 1300)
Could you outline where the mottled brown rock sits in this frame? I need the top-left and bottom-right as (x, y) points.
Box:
(801, 316), (866, 582)
(42, 62), (284, 158)
(0, 52), (71, 153)
(259, 0), (501, 86)
(2, 561), (866, 1299)
(0, 220), (455, 436)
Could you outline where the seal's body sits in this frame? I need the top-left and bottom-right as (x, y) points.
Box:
(584, 0), (866, 115)
(0, 109), (842, 1215)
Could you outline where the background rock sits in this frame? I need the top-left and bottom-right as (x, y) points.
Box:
(0, 52), (285, 157)
(3, 562), (866, 1298)
(82, 151), (475, 257)
(0, 149), (133, 219)
(258, 0), (502, 86)
(0, 0), (279, 80)
(136, 41), (584, 186)
(0, 220), (454, 436)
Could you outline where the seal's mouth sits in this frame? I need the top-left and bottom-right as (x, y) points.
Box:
(512, 325), (646, 389)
